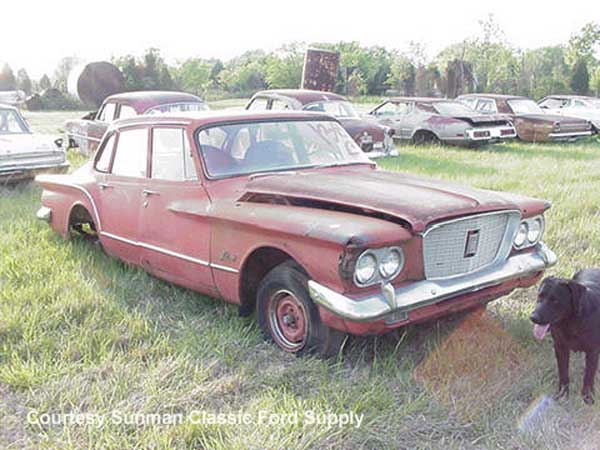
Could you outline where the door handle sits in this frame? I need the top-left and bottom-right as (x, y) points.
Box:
(98, 183), (113, 190)
(142, 189), (160, 197)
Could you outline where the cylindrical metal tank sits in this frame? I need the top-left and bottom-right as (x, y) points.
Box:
(67, 61), (126, 108)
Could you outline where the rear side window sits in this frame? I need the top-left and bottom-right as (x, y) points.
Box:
(95, 134), (116, 172)
(151, 128), (197, 181)
(247, 98), (269, 110)
(119, 105), (137, 119)
(111, 128), (148, 178)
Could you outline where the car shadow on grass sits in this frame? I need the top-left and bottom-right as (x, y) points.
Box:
(378, 152), (499, 178)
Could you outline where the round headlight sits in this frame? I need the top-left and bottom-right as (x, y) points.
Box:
(514, 222), (528, 248)
(355, 252), (377, 285)
(379, 247), (404, 278)
(527, 217), (543, 243)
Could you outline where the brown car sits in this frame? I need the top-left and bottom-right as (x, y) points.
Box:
(246, 89), (396, 157)
(65, 91), (208, 155)
(457, 94), (593, 142)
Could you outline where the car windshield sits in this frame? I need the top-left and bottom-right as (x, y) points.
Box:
(432, 102), (475, 116)
(146, 102), (209, 115)
(0, 108), (29, 134)
(508, 99), (543, 115)
(197, 119), (370, 178)
(303, 101), (359, 118)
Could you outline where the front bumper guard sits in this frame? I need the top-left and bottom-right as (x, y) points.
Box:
(308, 242), (557, 322)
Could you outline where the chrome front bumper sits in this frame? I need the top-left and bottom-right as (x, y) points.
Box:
(309, 242), (557, 322)
(549, 131), (592, 139)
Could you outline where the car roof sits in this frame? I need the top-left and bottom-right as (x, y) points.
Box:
(457, 93), (526, 101)
(252, 89), (347, 105)
(386, 97), (455, 103)
(540, 94), (597, 101)
(104, 91), (205, 113)
(109, 109), (338, 131)
(0, 103), (17, 110)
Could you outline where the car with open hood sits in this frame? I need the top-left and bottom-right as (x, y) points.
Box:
(246, 89), (396, 157)
(35, 110), (556, 357)
(457, 94), (593, 142)
(367, 97), (517, 146)
(65, 91), (208, 155)
(538, 95), (600, 133)
(0, 104), (68, 183)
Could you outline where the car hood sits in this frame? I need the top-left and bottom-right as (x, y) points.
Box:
(0, 133), (61, 157)
(242, 166), (534, 232)
(337, 117), (387, 141)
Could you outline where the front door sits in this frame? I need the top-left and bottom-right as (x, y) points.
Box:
(95, 126), (149, 265)
(138, 126), (214, 292)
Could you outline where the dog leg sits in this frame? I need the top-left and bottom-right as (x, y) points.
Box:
(554, 344), (570, 400)
(582, 351), (599, 405)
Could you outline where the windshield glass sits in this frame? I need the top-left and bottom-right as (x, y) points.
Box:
(0, 108), (29, 134)
(146, 102), (209, 115)
(432, 102), (476, 116)
(197, 119), (369, 178)
(303, 101), (359, 118)
(508, 99), (543, 115)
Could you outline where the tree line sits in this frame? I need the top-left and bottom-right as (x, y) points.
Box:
(1, 17), (598, 108)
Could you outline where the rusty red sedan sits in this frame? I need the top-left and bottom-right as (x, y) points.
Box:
(36, 110), (556, 357)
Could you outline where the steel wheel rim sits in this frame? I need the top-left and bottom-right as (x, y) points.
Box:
(268, 289), (307, 352)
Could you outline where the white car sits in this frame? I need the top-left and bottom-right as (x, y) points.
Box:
(538, 95), (600, 132)
(0, 104), (68, 183)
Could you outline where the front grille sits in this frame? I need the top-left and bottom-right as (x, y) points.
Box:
(422, 212), (518, 279)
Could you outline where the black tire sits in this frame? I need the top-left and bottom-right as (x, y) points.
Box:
(256, 261), (345, 358)
(412, 130), (440, 146)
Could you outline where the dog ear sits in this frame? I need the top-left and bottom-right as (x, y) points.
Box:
(567, 280), (586, 316)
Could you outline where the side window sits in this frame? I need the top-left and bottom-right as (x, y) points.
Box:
(111, 128), (148, 178)
(374, 102), (404, 116)
(476, 99), (498, 114)
(460, 97), (477, 109)
(151, 128), (197, 181)
(573, 100), (586, 108)
(98, 102), (116, 122)
(118, 105), (137, 119)
(248, 98), (269, 110)
(95, 134), (116, 172)
(271, 99), (291, 110)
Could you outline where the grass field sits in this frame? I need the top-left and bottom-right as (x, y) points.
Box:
(1, 111), (600, 449)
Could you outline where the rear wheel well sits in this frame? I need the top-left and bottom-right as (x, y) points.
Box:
(239, 247), (302, 316)
(68, 204), (98, 242)
(412, 129), (439, 144)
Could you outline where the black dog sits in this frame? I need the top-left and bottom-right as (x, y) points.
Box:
(530, 269), (600, 404)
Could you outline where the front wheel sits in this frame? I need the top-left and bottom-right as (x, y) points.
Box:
(257, 261), (345, 358)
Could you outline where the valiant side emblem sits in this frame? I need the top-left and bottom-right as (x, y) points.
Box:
(464, 229), (480, 258)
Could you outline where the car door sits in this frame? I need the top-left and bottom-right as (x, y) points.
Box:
(370, 101), (407, 138)
(137, 126), (214, 293)
(94, 126), (149, 265)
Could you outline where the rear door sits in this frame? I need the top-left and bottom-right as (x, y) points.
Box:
(137, 126), (214, 292)
(95, 126), (149, 265)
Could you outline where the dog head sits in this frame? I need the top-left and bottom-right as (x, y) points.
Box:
(529, 276), (586, 340)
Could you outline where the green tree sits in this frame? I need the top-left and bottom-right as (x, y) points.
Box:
(16, 69), (32, 95)
(264, 43), (304, 89)
(39, 74), (51, 91)
(566, 22), (600, 67)
(570, 58), (590, 94)
(0, 63), (16, 90)
(218, 50), (267, 96)
(53, 56), (83, 92)
(114, 55), (144, 91)
(517, 46), (570, 98)
(175, 58), (213, 95)
(387, 54), (416, 95)
(592, 67), (600, 96)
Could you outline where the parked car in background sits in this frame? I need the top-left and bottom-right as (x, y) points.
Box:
(246, 89), (396, 157)
(538, 95), (600, 132)
(1, 104), (68, 183)
(0, 90), (26, 106)
(457, 94), (593, 142)
(367, 97), (516, 146)
(36, 110), (556, 357)
(65, 91), (208, 155)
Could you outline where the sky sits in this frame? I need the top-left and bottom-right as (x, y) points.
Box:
(2, 0), (599, 79)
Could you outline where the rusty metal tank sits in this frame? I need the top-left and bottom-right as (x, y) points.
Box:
(67, 61), (126, 108)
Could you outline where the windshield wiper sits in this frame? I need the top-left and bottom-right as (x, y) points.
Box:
(313, 160), (376, 169)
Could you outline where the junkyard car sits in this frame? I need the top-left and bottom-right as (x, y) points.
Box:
(36, 110), (556, 356)
(0, 104), (68, 183)
(538, 95), (600, 132)
(246, 89), (396, 157)
(65, 91), (208, 155)
(367, 97), (517, 146)
(457, 94), (593, 142)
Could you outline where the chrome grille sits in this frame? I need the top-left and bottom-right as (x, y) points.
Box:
(422, 212), (519, 279)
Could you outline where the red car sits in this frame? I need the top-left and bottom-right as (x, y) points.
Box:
(36, 110), (556, 357)
(65, 91), (208, 155)
(247, 89), (396, 157)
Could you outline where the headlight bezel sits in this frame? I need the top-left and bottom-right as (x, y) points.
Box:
(353, 246), (405, 287)
(514, 215), (545, 249)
